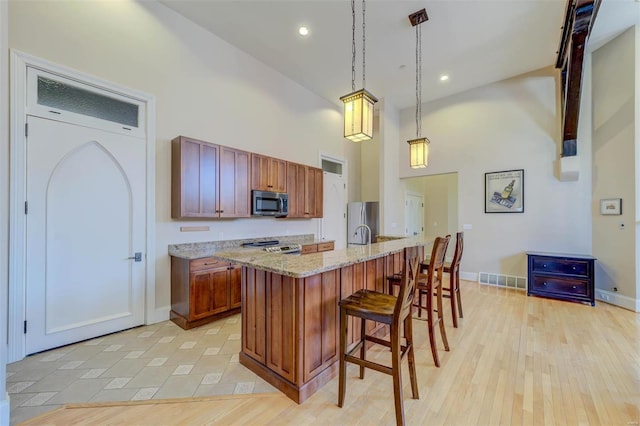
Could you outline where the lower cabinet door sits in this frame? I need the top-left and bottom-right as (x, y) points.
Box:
(211, 269), (231, 315)
(189, 271), (215, 321)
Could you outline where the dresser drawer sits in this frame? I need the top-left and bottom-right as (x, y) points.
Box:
(190, 257), (227, 272)
(317, 242), (334, 252)
(531, 257), (589, 277)
(301, 244), (318, 254)
(530, 275), (589, 297)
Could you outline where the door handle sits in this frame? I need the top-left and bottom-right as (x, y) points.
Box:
(127, 252), (142, 262)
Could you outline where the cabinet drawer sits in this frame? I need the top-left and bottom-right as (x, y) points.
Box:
(531, 257), (589, 276)
(190, 257), (227, 272)
(531, 275), (589, 296)
(317, 242), (334, 252)
(301, 244), (318, 254)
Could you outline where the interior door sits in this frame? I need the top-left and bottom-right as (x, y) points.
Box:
(25, 115), (145, 354)
(405, 193), (424, 237)
(321, 172), (347, 249)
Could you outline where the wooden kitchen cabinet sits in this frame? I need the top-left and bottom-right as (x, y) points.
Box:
(251, 153), (287, 193)
(218, 146), (251, 218)
(171, 136), (250, 219)
(300, 241), (334, 254)
(285, 162), (323, 218)
(170, 256), (242, 329)
(241, 266), (340, 402)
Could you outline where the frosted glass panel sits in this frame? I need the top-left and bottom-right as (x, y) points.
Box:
(322, 160), (342, 175)
(37, 76), (138, 127)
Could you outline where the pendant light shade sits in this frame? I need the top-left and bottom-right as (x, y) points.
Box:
(408, 137), (429, 168)
(407, 9), (430, 168)
(340, 89), (378, 142)
(341, 0), (378, 142)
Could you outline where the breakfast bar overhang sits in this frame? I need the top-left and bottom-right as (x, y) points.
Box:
(212, 237), (430, 403)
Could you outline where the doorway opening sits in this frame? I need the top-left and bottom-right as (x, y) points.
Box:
(320, 155), (347, 249)
(8, 51), (156, 362)
(402, 172), (458, 258)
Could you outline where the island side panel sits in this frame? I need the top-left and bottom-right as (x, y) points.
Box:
(385, 251), (403, 296)
(242, 267), (266, 363)
(266, 273), (297, 383)
(365, 257), (387, 335)
(302, 269), (339, 383)
(340, 262), (364, 351)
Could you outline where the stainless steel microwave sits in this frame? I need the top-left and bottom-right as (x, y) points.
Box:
(252, 190), (288, 217)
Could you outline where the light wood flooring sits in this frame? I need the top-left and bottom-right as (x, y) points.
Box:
(20, 281), (640, 425)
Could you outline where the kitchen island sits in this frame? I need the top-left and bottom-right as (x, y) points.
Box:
(211, 236), (431, 403)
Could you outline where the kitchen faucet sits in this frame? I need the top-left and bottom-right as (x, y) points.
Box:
(354, 224), (372, 245)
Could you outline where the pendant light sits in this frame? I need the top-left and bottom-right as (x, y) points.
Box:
(407, 9), (429, 168)
(340, 0), (378, 142)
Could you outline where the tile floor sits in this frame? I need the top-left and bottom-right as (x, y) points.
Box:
(6, 314), (277, 425)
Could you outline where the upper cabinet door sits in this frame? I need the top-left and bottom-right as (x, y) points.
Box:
(219, 146), (251, 218)
(171, 136), (218, 218)
(251, 154), (271, 192)
(283, 163), (323, 219)
(251, 154), (287, 193)
(308, 167), (323, 218)
(269, 158), (287, 193)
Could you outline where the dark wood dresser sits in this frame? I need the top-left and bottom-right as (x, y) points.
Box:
(526, 252), (596, 306)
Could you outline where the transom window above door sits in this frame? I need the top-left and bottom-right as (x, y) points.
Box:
(26, 67), (145, 137)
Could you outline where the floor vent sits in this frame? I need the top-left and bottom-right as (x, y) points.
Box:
(478, 272), (526, 291)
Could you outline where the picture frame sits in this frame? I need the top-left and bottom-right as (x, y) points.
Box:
(600, 198), (622, 215)
(485, 169), (524, 213)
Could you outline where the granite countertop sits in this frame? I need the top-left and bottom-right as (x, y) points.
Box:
(211, 236), (433, 278)
(168, 234), (333, 260)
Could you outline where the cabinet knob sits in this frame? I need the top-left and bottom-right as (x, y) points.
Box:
(572, 285), (577, 289)
(572, 266), (576, 270)
(543, 282), (547, 286)
(543, 264), (547, 268)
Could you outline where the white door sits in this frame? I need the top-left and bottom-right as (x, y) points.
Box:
(405, 193), (424, 237)
(321, 172), (347, 249)
(25, 115), (145, 354)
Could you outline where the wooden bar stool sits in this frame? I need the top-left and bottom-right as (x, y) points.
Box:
(414, 235), (450, 367)
(338, 247), (420, 426)
(421, 231), (464, 327)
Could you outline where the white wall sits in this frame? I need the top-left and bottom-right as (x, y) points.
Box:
(378, 100), (404, 235)
(592, 27), (637, 305)
(361, 107), (380, 202)
(7, 0), (352, 315)
(1, 1), (10, 423)
(397, 68), (592, 277)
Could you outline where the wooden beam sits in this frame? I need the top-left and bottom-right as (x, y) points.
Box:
(556, 0), (601, 157)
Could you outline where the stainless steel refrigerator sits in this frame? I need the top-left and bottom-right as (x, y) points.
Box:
(347, 201), (379, 245)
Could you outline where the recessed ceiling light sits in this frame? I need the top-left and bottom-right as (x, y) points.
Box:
(298, 26), (309, 37)
(439, 75), (449, 81)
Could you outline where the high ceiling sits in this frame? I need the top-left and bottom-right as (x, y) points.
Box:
(160, 0), (639, 110)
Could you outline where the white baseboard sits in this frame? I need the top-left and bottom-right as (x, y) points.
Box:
(0, 392), (9, 426)
(595, 289), (639, 312)
(148, 306), (170, 324)
(459, 271), (477, 282)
